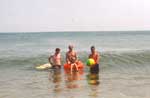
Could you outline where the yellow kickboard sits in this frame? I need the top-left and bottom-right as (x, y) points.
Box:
(36, 63), (52, 70)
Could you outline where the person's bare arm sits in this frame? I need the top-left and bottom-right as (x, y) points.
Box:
(96, 52), (100, 64)
(60, 54), (62, 66)
(88, 54), (91, 59)
(48, 55), (53, 65)
(74, 52), (78, 61)
(66, 52), (69, 64)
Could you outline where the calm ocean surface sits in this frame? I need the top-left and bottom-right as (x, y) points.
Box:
(0, 31), (150, 98)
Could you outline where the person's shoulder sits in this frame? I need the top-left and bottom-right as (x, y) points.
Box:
(74, 51), (77, 54)
(66, 51), (69, 54)
(66, 51), (70, 56)
(58, 53), (61, 57)
(96, 51), (100, 55)
(89, 53), (92, 57)
(49, 55), (53, 58)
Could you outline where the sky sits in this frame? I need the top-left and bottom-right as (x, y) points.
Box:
(0, 0), (148, 32)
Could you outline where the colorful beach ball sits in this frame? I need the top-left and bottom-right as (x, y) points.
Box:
(86, 58), (96, 66)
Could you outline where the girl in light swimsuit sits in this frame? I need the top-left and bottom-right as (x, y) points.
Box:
(49, 48), (61, 69)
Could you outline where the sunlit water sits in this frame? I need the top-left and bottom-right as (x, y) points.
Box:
(0, 31), (150, 98)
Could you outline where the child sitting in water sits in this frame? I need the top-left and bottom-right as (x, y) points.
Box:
(66, 45), (79, 72)
(70, 56), (79, 72)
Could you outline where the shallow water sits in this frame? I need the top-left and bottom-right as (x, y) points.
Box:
(0, 31), (150, 98)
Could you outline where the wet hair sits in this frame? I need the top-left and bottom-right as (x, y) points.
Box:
(68, 45), (73, 49)
(91, 46), (95, 49)
(55, 48), (60, 52)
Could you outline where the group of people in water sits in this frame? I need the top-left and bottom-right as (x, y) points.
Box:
(48, 45), (100, 73)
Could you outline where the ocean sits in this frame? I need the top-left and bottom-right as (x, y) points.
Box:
(0, 31), (150, 98)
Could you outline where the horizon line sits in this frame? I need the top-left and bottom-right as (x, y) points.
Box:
(0, 30), (149, 33)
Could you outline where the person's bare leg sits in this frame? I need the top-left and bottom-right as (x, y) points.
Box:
(74, 63), (79, 71)
(70, 64), (73, 73)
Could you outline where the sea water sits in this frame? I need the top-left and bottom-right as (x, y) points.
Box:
(0, 31), (150, 98)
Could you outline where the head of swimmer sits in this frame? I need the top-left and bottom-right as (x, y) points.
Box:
(55, 48), (60, 54)
(91, 46), (96, 54)
(68, 45), (74, 51)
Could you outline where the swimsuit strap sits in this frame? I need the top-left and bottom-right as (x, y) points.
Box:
(53, 54), (61, 60)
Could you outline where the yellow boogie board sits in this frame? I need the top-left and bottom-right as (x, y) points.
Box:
(36, 63), (52, 70)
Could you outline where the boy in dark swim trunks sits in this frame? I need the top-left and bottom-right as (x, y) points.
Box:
(49, 48), (61, 69)
(88, 46), (100, 73)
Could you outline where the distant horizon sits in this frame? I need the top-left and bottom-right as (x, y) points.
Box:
(0, 30), (149, 33)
